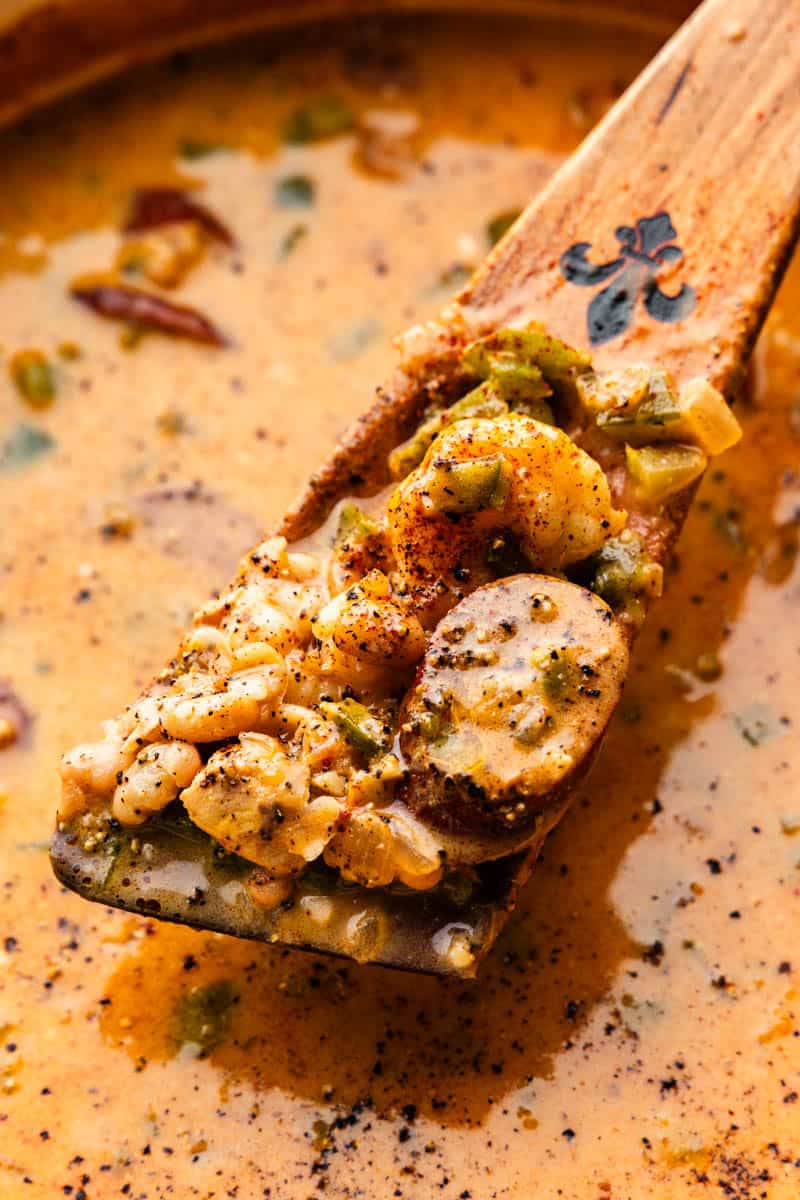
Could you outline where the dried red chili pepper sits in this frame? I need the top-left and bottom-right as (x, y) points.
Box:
(124, 188), (235, 247)
(71, 282), (229, 346)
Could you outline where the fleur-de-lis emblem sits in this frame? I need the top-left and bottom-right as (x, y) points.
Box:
(559, 211), (695, 346)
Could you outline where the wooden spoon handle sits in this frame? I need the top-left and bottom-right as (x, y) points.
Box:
(459, 0), (800, 393)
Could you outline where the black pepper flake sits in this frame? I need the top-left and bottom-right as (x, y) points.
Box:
(561, 1128), (575, 1141)
(779, 961), (792, 974)
(643, 939), (665, 965)
(706, 858), (722, 875)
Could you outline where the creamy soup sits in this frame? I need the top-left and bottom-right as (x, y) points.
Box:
(1, 12), (799, 1199)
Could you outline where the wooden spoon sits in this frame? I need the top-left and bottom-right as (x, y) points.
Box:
(52, 0), (800, 976)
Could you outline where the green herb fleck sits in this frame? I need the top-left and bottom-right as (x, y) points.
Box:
(587, 530), (662, 624)
(282, 97), (355, 144)
(389, 382), (508, 479)
(10, 350), (56, 409)
(320, 698), (390, 758)
(0, 423), (55, 473)
(175, 981), (237, 1054)
(274, 174), (315, 208)
(335, 502), (377, 547)
(487, 208), (521, 246)
(277, 223), (308, 260)
(178, 138), (226, 160)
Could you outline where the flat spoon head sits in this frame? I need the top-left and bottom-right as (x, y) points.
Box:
(52, 0), (800, 976)
(460, 0), (800, 394)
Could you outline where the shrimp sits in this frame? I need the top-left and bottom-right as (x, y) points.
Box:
(194, 536), (326, 656)
(112, 740), (202, 825)
(387, 414), (625, 616)
(311, 569), (427, 678)
(181, 731), (342, 875)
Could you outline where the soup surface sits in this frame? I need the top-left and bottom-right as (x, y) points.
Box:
(1, 13), (799, 1199)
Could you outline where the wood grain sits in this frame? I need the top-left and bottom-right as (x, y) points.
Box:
(459, 0), (800, 396)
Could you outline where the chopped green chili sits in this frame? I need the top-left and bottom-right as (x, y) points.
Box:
(426, 455), (509, 514)
(274, 174), (315, 208)
(320, 698), (390, 758)
(174, 980), (237, 1053)
(283, 97), (355, 144)
(588, 530), (662, 622)
(10, 350), (56, 409)
(625, 442), (707, 503)
(334, 502), (377, 546)
(486, 208), (522, 246)
(463, 325), (590, 405)
(0, 423), (55, 473)
(178, 138), (227, 160)
(389, 383), (509, 479)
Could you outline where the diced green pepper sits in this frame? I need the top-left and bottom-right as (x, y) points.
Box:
(625, 442), (707, 503)
(334, 502), (377, 547)
(274, 174), (315, 208)
(0, 423), (55, 473)
(486, 209), (522, 246)
(277, 223), (308, 260)
(464, 325), (591, 389)
(448, 381), (510, 422)
(320, 698), (391, 758)
(414, 708), (444, 742)
(588, 530), (663, 623)
(10, 350), (56, 409)
(175, 981), (236, 1053)
(426, 455), (509, 514)
(388, 383), (508, 479)
(537, 649), (577, 701)
(178, 138), (226, 160)
(283, 97), (355, 144)
(597, 370), (681, 439)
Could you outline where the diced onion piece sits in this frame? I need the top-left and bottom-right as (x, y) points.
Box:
(625, 442), (707, 503)
(675, 377), (743, 455)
